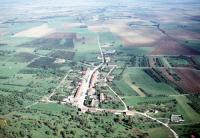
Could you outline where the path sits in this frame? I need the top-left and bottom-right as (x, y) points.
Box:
(107, 84), (128, 111)
(135, 111), (179, 138)
(128, 66), (200, 72)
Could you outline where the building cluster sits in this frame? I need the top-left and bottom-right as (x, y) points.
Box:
(170, 114), (184, 123)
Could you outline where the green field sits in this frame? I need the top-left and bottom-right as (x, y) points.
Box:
(183, 39), (200, 52)
(123, 96), (174, 106)
(113, 79), (138, 96)
(115, 68), (178, 96)
(174, 95), (200, 123)
(74, 30), (100, 62)
(99, 31), (122, 48)
(148, 127), (174, 138)
(0, 62), (27, 77)
(166, 57), (190, 66)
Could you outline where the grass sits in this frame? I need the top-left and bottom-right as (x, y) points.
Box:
(99, 31), (122, 48)
(148, 127), (174, 138)
(167, 57), (190, 66)
(118, 47), (154, 56)
(31, 103), (73, 113)
(174, 95), (200, 123)
(183, 39), (200, 52)
(171, 123), (200, 138)
(74, 30), (101, 62)
(35, 49), (52, 56)
(123, 96), (173, 106)
(0, 62), (27, 77)
(117, 68), (178, 96)
(113, 79), (138, 96)
(1, 102), (156, 138)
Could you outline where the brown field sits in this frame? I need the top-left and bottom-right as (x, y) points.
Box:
(167, 29), (200, 41)
(107, 22), (162, 46)
(88, 20), (163, 46)
(46, 32), (76, 39)
(161, 68), (200, 93)
(149, 57), (156, 67)
(88, 19), (200, 55)
(174, 69), (200, 93)
(14, 24), (55, 38)
(150, 37), (200, 55)
(64, 22), (85, 29)
(88, 25), (109, 32)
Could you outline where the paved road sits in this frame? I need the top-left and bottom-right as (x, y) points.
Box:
(73, 34), (104, 108)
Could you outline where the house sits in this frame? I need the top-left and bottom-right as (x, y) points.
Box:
(170, 114), (184, 123)
(103, 50), (116, 56)
(87, 88), (96, 96)
(100, 93), (105, 102)
(90, 99), (98, 107)
(106, 76), (114, 82)
(54, 58), (65, 64)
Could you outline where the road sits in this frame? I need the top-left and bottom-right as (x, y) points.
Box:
(104, 66), (116, 79)
(73, 34), (104, 108)
(135, 111), (179, 138)
(26, 70), (72, 108)
(75, 63), (103, 108)
(44, 70), (72, 102)
(107, 84), (128, 111)
(128, 66), (200, 72)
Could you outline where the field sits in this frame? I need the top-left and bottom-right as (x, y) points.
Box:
(174, 95), (200, 123)
(49, 50), (74, 60)
(14, 24), (55, 38)
(148, 127), (174, 138)
(114, 68), (178, 96)
(19, 38), (74, 49)
(183, 39), (200, 52)
(174, 69), (200, 93)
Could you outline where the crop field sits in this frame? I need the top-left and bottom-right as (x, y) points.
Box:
(28, 57), (64, 69)
(182, 39), (200, 52)
(73, 31), (101, 62)
(159, 68), (200, 93)
(174, 69), (200, 93)
(99, 31), (122, 48)
(123, 96), (174, 106)
(166, 57), (190, 67)
(0, 62), (27, 77)
(49, 50), (74, 60)
(19, 38), (74, 49)
(9, 52), (38, 63)
(174, 95), (200, 123)
(116, 68), (178, 96)
(148, 127), (174, 138)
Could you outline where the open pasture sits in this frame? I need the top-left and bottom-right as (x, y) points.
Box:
(19, 37), (74, 49)
(123, 68), (178, 96)
(9, 52), (38, 63)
